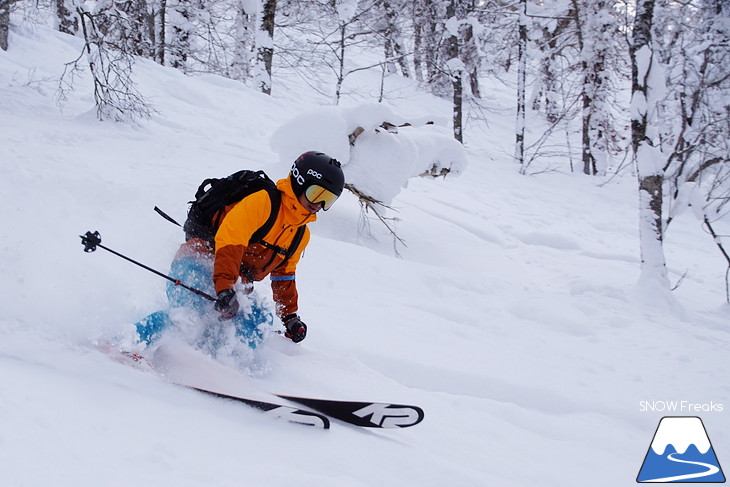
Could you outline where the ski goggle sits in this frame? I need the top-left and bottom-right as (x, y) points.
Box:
(304, 184), (340, 211)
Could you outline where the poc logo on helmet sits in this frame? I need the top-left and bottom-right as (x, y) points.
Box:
(291, 164), (324, 185)
(291, 163), (305, 185)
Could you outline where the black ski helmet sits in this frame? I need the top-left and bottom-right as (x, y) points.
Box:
(289, 151), (345, 199)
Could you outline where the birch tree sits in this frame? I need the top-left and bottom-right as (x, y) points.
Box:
(0, 0), (17, 50)
(572, 0), (617, 175)
(445, 0), (463, 142)
(630, 0), (669, 288)
(421, 1), (450, 97)
(255, 0), (276, 94)
(376, 0), (410, 78)
(515, 0), (527, 169)
(411, 0), (428, 83)
(230, 0), (256, 81)
(154, 0), (166, 64)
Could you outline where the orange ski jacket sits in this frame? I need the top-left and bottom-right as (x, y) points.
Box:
(212, 176), (317, 318)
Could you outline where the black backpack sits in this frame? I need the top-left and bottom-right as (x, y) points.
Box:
(182, 169), (305, 265)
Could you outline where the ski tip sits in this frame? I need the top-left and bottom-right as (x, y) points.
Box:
(98, 342), (154, 371)
(288, 410), (331, 429)
(185, 385), (331, 429)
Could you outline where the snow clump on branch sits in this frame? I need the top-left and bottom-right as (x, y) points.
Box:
(270, 102), (467, 206)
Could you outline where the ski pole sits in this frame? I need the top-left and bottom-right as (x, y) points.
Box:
(79, 230), (217, 302)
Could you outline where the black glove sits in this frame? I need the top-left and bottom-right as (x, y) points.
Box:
(283, 314), (307, 343)
(214, 289), (239, 320)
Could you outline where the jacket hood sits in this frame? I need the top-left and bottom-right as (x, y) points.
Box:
(277, 177), (318, 225)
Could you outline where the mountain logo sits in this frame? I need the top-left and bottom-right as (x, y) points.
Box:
(637, 416), (726, 483)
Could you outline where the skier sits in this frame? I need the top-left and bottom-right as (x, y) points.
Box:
(134, 151), (345, 348)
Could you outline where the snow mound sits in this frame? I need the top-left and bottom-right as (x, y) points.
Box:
(271, 102), (466, 204)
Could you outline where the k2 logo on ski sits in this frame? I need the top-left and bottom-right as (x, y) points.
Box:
(636, 416), (726, 483)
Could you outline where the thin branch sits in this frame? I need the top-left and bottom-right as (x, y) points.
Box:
(344, 183), (406, 254)
(704, 216), (730, 303)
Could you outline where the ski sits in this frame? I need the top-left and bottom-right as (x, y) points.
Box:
(104, 347), (423, 429)
(185, 386), (330, 429)
(275, 394), (424, 428)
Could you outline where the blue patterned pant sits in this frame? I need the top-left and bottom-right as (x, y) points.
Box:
(134, 254), (272, 350)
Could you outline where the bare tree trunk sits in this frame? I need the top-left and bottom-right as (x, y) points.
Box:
(334, 19), (346, 104)
(631, 0), (669, 288)
(570, 0), (593, 174)
(256, 0), (277, 95)
(231, 1), (255, 81)
(412, 0), (426, 83)
(576, 0), (612, 176)
(424, 2), (447, 95)
(515, 0), (527, 169)
(0, 0), (15, 51)
(446, 0), (463, 143)
(156, 0), (166, 65)
(452, 64), (463, 143)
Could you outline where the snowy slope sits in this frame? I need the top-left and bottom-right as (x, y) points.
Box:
(1, 22), (729, 487)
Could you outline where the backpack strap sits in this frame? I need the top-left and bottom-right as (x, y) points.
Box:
(249, 186), (281, 245)
(258, 225), (306, 262)
(211, 184), (281, 246)
(283, 225), (307, 266)
(238, 188), (306, 278)
(240, 224), (306, 283)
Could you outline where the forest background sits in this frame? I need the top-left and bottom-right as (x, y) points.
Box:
(2, 0), (727, 299)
